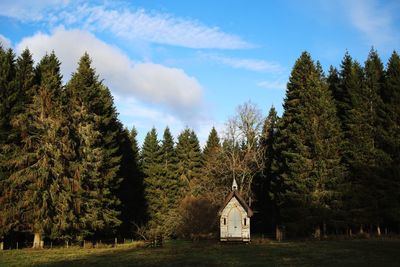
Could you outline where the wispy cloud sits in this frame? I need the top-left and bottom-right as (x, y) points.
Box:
(0, 0), (69, 22)
(200, 53), (283, 73)
(344, 0), (399, 47)
(0, 34), (11, 48)
(257, 80), (286, 90)
(16, 27), (204, 122)
(1, 1), (253, 49)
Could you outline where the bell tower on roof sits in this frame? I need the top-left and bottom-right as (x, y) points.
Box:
(232, 177), (238, 191)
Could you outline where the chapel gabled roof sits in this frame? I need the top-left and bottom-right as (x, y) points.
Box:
(221, 190), (254, 217)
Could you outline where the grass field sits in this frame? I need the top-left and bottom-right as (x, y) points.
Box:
(1, 239), (400, 267)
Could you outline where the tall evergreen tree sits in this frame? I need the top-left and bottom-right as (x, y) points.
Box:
(0, 48), (16, 144)
(373, 52), (400, 234)
(66, 53), (122, 239)
(364, 48), (386, 164)
(384, 51), (400, 164)
(199, 127), (225, 203)
(176, 128), (203, 195)
(271, 52), (343, 237)
(160, 127), (179, 210)
(254, 106), (279, 233)
(141, 128), (162, 233)
(116, 127), (146, 236)
(2, 53), (75, 247)
(0, 47), (17, 240)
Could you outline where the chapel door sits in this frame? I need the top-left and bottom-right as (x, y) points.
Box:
(228, 207), (242, 237)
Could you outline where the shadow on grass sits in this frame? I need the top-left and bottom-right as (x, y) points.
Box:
(3, 239), (400, 267)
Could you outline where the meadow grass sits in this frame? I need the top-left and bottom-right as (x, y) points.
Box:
(1, 239), (399, 266)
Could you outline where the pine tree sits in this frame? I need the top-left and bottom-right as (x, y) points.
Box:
(116, 127), (146, 236)
(0, 47), (17, 239)
(335, 52), (354, 127)
(364, 48), (386, 164)
(176, 128), (203, 195)
(2, 53), (75, 247)
(141, 128), (162, 233)
(199, 127), (225, 203)
(0, 48), (16, 144)
(380, 51), (400, 232)
(272, 52), (343, 237)
(66, 53), (122, 239)
(254, 106), (279, 233)
(384, 51), (400, 164)
(160, 127), (179, 209)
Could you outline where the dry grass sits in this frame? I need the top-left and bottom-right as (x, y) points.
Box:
(1, 239), (400, 266)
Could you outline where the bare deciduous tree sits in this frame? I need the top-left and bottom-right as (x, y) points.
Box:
(221, 101), (264, 200)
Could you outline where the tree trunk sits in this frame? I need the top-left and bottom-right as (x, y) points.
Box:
(323, 222), (327, 238)
(377, 224), (381, 236)
(359, 224), (364, 234)
(314, 225), (321, 239)
(275, 225), (282, 241)
(32, 232), (42, 249)
(349, 227), (353, 237)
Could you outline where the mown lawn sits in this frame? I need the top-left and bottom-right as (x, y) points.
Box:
(1, 239), (400, 267)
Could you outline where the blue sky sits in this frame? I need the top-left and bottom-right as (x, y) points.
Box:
(0, 0), (399, 145)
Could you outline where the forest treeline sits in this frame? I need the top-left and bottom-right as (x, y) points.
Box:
(0, 46), (399, 247)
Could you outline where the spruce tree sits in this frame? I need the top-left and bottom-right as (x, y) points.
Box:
(0, 47), (17, 239)
(160, 127), (179, 209)
(116, 127), (146, 236)
(384, 51), (400, 164)
(200, 127), (224, 203)
(380, 51), (400, 231)
(66, 53), (122, 239)
(176, 128), (203, 195)
(2, 53), (75, 246)
(272, 52), (343, 237)
(141, 128), (162, 233)
(0, 48), (16, 144)
(119, 126), (147, 236)
(254, 106), (279, 233)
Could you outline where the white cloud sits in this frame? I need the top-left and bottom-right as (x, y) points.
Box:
(117, 96), (221, 147)
(344, 0), (399, 47)
(0, 0), (69, 22)
(257, 80), (286, 90)
(16, 27), (204, 121)
(0, 34), (11, 48)
(2, 1), (252, 49)
(201, 53), (283, 73)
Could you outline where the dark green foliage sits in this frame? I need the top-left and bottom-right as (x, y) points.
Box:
(1, 45), (400, 242)
(1, 53), (74, 241)
(117, 127), (146, 235)
(0, 48), (16, 144)
(176, 128), (203, 195)
(0, 47), (17, 238)
(272, 52), (343, 236)
(203, 127), (221, 158)
(198, 127), (225, 203)
(65, 53), (122, 239)
(160, 127), (180, 210)
(384, 51), (400, 164)
(141, 128), (162, 232)
(253, 106), (279, 233)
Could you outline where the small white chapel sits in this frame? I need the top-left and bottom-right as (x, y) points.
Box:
(219, 178), (253, 242)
